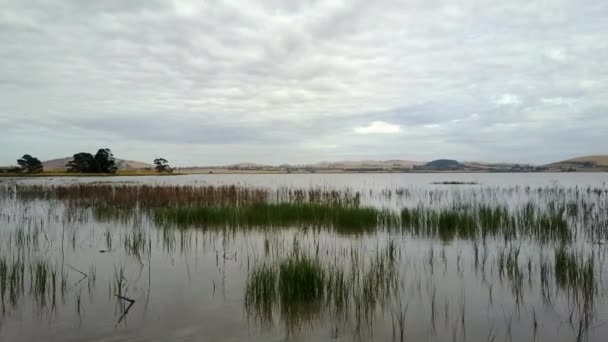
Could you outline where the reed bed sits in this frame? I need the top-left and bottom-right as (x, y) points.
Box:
(0, 256), (25, 310)
(244, 244), (398, 334)
(152, 203), (391, 234)
(6, 183), (607, 241)
(401, 203), (571, 242)
(0, 180), (607, 340)
(11, 184), (363, 208)
(554, 246), (596, 303)
(14, 184), (270, 207)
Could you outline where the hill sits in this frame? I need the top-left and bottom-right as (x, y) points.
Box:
(561, 155), (608, 166)
(544, 155), (608, 172)
(414, 159), (463, 171)
(43, 157), (154, 170)
(309, 160), (421, 169)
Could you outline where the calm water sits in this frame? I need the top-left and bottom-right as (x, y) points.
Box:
(1, 173), (607, 341)
(8, 172), (608, 188)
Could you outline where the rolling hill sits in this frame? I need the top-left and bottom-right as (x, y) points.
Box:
(561, 155), (608, 166)
(544, 155), (608, 171)
(309, 160), (422, 169)
(16, 154), (605, 173)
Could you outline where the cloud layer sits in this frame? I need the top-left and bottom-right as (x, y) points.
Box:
(1, 0), (607, 165)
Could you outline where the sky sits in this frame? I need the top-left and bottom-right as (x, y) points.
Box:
(1, 0), (607, 166)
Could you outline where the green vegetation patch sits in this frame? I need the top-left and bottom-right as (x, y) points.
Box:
(152, 203), (388, 233)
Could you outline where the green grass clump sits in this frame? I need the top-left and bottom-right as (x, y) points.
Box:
(244, 245), (398, 335)
(29, 260), (57, 307)
(153, 203), (388, 233)
(554, 247), (595, 302)
(401, 203), (572, 242)
(245, 253), (326, 332)
(278, 255), (325, 304)
(0, 257), (25, 307)
(401, 206), (478, 241)
(244, 265), (277, 324)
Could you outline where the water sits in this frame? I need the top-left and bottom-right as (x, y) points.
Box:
(1, 173), (607, 341)
(6, 172), (608, 188)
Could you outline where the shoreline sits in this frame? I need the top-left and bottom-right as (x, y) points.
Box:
(1, 169), (607, 178)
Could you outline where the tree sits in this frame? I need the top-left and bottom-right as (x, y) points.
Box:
(17, 154), (43, 173)
(94, 148), (117, 173)
(66, 149), (118, 173)
(153, 158), (173, 173)
(66, 152), (95, 172)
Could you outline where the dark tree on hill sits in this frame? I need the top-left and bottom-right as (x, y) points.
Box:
(66, 149), (117, 173)
(154, 158), (173, 173)
(94, 148), (117, 173)
(66, 152), (95, 172)
(17, 154), (43, 173)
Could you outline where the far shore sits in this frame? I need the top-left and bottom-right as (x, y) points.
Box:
(1, 168), (607, 178)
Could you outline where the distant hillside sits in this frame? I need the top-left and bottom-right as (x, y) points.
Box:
(309, 160), (421, 169)
(544, 155), (608, 171)
(31, 155), (606, 173)
(226, 162), (273, 169)
(560, 155), (608, 166)
(43, 157), (154, 170)
(416, 159), (464, 171)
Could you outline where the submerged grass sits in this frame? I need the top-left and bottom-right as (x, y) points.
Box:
(401, 203), (571, 242)
(554, 246), (596, 302)
(5, 183), (607, 242)
(12, 184), (362, 208)
(153, 203), (388, 234)
(0, 256), (25, 310)
(245, 253), (327, 332)
(1, 182), (607, 339)
(244, 244), (398, 335)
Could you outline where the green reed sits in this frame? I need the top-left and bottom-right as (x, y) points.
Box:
(30, 260), (56, 307)
(244, 244), (398, 335)
(0, 256), (25, 309)
(124, 229), (148, 259)
(401, 203), (571, 242)
(153, 203), (390, 234)
(554, 246), (595, 303)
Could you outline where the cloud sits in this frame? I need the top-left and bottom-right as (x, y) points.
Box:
(540, 97), (578, 106)
(545, 48), (567, 62)
(354, 121), (402, 134)
(0, 0), (607, 165)
(495, 94), (522, 107)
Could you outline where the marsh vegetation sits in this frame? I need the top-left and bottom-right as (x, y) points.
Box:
(0, 175), (607, 341)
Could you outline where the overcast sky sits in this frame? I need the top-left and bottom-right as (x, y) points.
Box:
(1, 0), (607, 166)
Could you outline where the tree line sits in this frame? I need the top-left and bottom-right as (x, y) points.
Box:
(12, 148), (173, 174)
(66, 148), (118, 173)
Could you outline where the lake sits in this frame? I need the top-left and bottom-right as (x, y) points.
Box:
(1, 173), (607, 341)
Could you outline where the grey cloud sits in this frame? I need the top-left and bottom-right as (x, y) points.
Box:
(1, 0), (607, 165)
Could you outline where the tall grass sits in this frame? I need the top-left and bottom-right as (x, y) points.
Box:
(0, 256), (25, 309)
(12, 184), (361, 208)
(401, 203), (570, 242)
(554, 246), (595, 303)
(153, 203), (390, 234)
(6, 183), (607, 242)
(244, 244), (398, 334)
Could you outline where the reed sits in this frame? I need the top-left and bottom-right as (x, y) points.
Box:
(244, 244), (398, 335)
(554, 246), (595, 303)
(30, 260), (56, 307)
(0, 256), (25, 308)
(401, 203), (571, 242)
(153, 203), (389, 233)
(12, 184), (361, 208)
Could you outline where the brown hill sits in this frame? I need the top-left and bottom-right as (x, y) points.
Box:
(562, 155), (608, 166)
(310, 160), (422, 169)
(43, 157), (154, 170)
(544, 155), (608, 171)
